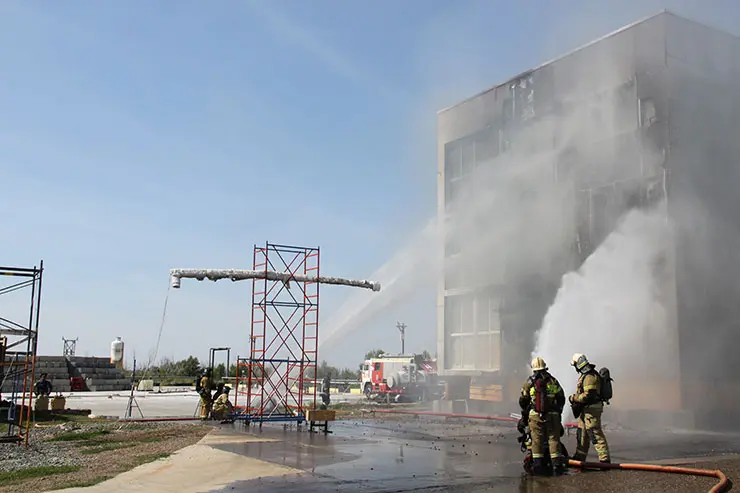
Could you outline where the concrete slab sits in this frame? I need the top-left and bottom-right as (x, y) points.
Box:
(211, 417), (740, 492)
(55, 429), (301, 493)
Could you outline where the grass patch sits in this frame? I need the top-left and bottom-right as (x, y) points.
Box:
(79, 442), (137, 455)
(0, 465), (81, 484)
(132, 453), (170, 466)
(52, 475), (112, 489)
(50, 430), (111, 442)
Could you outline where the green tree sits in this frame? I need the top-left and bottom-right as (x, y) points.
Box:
(364, 349), (385, 360)
(180, 356), (202, 377)
(419, 350), (433, 360)
(212, 363), (227, 381)
(316, 360), (340, 379)
(339, 368), (360, 380)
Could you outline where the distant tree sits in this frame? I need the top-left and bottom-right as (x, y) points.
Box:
(420, 350), (433, 360)
(180, 356), (202, 377)
(339, 368), (360, 380)
(316, 360), (340, 379)
(212, 363), (227, 381)
(364, 349), (385, 360)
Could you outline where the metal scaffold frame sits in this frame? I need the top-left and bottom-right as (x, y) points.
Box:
(0, 262), (44, 446)
(170, 242), (380, 426)
(243, 243), (319, 424)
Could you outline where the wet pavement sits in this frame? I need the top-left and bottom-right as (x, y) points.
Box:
(210, 417), (740, 492)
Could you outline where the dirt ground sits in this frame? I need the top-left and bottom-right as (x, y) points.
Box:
(0, 421), (210, 492)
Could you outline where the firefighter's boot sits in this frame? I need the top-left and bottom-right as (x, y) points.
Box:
(532, 458), (547, 476)
(552, 456), (566, 476)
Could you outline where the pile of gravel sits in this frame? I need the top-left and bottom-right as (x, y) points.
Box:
(0, 426), (81, 473)
(0, 421), (194, 473)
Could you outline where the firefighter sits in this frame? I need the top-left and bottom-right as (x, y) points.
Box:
(519, 357), (566, 475)
(211, 385), (234, 420)
(569, 353), (611, 463)
(198, 369), (213, 419)
(213, 382), (225, 401)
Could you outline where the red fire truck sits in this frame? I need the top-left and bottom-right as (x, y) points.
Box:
(360, 354), (442, 402)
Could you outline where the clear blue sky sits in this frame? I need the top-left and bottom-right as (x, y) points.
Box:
(2, 1), (739, 369)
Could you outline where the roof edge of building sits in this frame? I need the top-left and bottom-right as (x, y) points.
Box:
(437, 9), (690, 116)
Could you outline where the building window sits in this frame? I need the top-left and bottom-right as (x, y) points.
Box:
(462, 141), (475, 176)
(445, 292), (502, 371)
(475, 127), (499, 165)
(445, 144), (462, 180)
(640, 98), (657, 127)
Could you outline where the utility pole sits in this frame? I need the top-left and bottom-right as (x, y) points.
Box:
(396, 322), (407, 354)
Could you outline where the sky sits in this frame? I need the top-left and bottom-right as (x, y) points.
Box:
(2, 0), (739, 370)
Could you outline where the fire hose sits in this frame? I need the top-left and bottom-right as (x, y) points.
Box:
(569, 459), (730, 493)
(363, 409), (730, 492)
(362, 408), (579, 428)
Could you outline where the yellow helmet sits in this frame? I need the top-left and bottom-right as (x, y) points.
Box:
(530, 357), (548, 372)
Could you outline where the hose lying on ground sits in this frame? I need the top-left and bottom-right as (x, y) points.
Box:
(569, 459), (730, 493)
(362, 408), (579, 428)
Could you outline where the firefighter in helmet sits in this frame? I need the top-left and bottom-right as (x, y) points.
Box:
(198, 368), (213, 419)
(519, 356), (566, 475)
(569, 353), (610, 463)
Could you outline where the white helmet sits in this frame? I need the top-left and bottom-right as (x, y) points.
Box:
(571, 353), (590, 371)
(530, 357), (548, 372)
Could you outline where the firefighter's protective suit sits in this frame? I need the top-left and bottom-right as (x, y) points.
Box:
(211, 387), (234, 420)
(198, 371), (212, 419)
(569, 353), (611, 463)
(519, 357), (566, 475)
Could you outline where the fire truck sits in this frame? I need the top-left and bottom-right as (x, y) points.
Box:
(360, 354), (442, 402)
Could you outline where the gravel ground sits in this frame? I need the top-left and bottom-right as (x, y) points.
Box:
(0, 421), (211, 492)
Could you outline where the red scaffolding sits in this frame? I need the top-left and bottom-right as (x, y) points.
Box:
(0, 262), (44, 446)
(242, 243), (319, 424)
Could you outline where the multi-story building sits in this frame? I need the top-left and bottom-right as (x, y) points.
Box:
(436, 10), (740, 430)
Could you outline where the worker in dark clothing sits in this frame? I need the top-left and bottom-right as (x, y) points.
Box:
(519, 357), (566, 475)
(34, 373), (53, 396)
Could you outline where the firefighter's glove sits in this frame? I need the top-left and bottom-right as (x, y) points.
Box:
(568, 394), (576, 404)
(517, 417), (526, 434)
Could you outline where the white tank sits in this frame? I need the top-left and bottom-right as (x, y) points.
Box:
(110, 337), (124, 364)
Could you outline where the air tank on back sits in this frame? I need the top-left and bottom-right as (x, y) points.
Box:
(110, 337), (124, 370)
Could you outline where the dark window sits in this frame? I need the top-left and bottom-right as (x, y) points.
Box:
(374, 363), (381, 371)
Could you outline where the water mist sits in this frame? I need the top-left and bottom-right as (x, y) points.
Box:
(533, 204), (674, 417)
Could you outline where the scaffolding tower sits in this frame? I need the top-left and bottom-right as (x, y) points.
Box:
(244, 243), (320, 424)
(0, 262), (44, 445)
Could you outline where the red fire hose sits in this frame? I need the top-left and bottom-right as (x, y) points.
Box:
(569, 459), (730, 493)
(363, 408), (579, 428)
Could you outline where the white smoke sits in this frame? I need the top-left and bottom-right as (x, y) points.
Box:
(534, 204), (672, 414)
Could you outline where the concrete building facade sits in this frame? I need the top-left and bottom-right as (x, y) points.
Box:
(436, 11), (740, 429)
